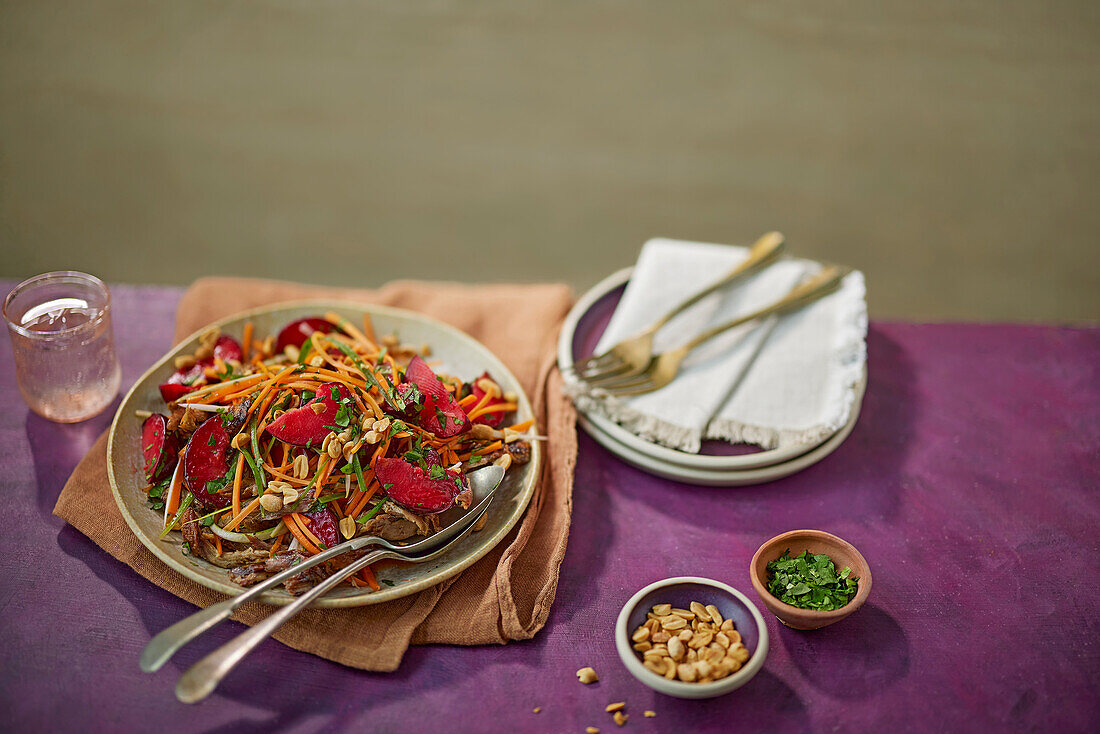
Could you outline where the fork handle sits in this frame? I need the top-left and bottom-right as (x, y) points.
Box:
(648, 231), (785, 333)
(174, 548), (392, 703)
(680, 265), (849, 354)
(139, 533), (376, 673)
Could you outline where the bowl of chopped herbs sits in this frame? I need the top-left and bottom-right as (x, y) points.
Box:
(750, 530), (872, 630)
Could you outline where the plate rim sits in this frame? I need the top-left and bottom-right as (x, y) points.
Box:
(577, 370), (864, 486)
(107, 298), (540, 607)
(558, 266), (862, 470)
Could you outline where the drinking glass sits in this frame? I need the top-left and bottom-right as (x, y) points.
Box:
(3, 271), (122, 422)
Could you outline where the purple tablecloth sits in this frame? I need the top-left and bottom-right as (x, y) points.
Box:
(1, 281), (1097, 733)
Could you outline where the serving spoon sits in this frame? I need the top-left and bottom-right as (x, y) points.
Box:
(140, 464), (504, 674)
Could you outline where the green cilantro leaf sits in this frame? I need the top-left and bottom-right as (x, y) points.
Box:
(765, 549), (859, 611)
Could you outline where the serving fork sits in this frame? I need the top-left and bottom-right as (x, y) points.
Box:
(589, 264), (850, 397)
(567, 231), (786, 384)
(140, 465), (504, 695)
(174, 514), (488, 703)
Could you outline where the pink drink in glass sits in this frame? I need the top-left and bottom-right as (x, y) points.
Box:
(4, 271), (121, 422)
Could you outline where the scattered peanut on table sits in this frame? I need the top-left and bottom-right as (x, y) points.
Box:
(576, 666), (599, 684)
(632, 600), (750, 683)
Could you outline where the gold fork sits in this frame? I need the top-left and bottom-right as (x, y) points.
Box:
(568, 232), (786, 384)
(593, 264), (851, 397)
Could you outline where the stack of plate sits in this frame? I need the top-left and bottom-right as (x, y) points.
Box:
(558, 268), (866, 486)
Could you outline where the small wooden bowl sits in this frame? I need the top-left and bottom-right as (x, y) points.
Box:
(749, 530), (872, 630)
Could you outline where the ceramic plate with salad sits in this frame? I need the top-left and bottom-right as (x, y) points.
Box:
(106, 301), (540, 607)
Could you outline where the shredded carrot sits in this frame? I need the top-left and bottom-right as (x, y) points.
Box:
(457, 394), (479, 409)
(241, 321), (253, 362)
(362, 392), (384, 419)
(223, 495), (263, 532)
(286, 513), (322, 553)
(261, 465), (311, 486)
(230, 452), (245, 517)
(246, 364), (299, 420)
(369, 438), (390, 469)
(254, 388), (287, 432)
(362, 314), (376, 345)
(195, 374), (266, 404)
(360, 566), (380, 591)
(348, 483), (379, 518)
(458, 440), (502, 461)
(312, 456), (335, 497)
(506, 419), (535, 432)
(467, 390), (494, 418)
(324, 311), (372, 347)
(164, 460), (185, 517)
(214, 534), (223, 556)
(467, 402), (517, 421)
(383, 352), (401, 381)
(269, 532), (285, 554)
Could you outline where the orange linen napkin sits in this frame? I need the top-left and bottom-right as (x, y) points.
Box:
(54, 277), (577, 671)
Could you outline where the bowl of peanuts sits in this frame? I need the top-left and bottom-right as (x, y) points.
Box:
(615, 576), (769, 699)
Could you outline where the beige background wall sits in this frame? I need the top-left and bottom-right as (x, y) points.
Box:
(1, 1), (1097, 322)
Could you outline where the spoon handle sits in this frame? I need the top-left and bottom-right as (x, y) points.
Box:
(139, 534), (374, 673)
(174, 548), (391, 703)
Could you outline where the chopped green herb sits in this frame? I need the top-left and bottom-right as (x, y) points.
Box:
(403, 383), (424, 408)
(765, 549), (859, 611)
(357, 501), (387, 524)
(351, 453), (368, 499)
(324, 338), (404, 410)
(205, 465), (234, 493)
(160, 492), (195, 538)
(249, 419), (267, 492)
(334, 402), (353, 428)
(381, 579), (395, 587)
(297, 340), (314, 365)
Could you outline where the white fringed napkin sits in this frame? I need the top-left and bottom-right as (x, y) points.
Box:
(566, 238), (867, 453)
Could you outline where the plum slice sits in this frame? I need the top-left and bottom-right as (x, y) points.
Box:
(183, 404), (249, 508)
(212, 335), (243, 363)
(265, 383), (354, 447)
(374, 455), (470, 514)
(159, 362), (205, 403)
(141, 413), (179, 482)
(157, 336), (243, 404)
(395, 356), (470, 438)
(275, 317), (334, 353)
(302, 508), (340, 549)
(468, 371), (511, 428)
